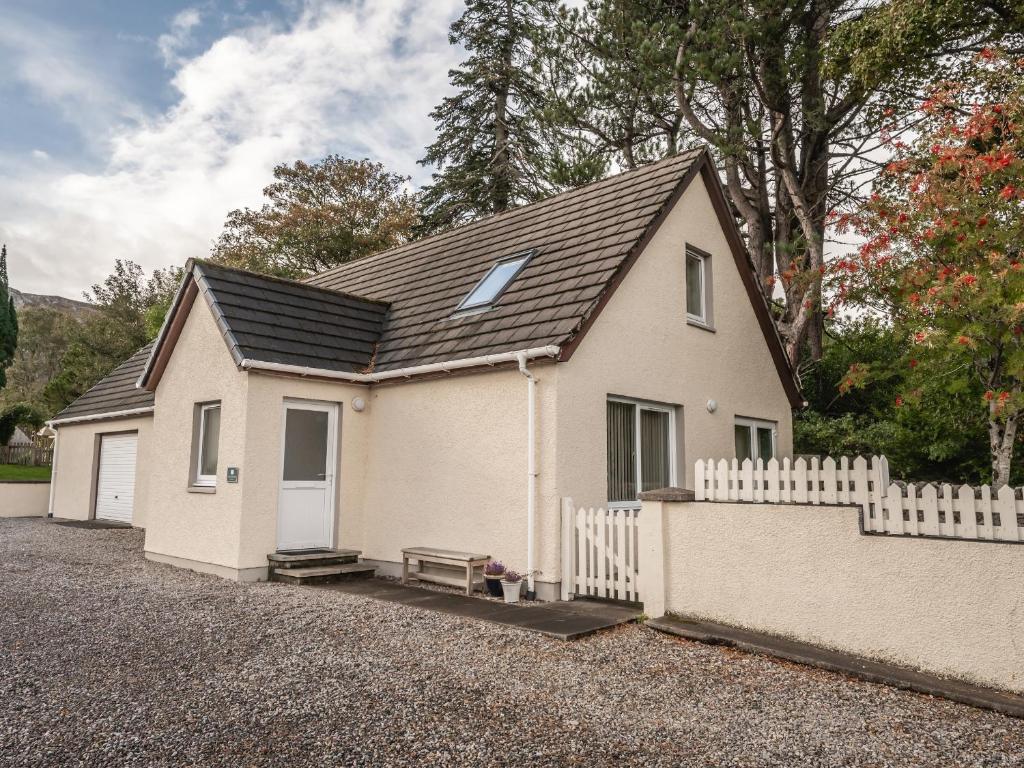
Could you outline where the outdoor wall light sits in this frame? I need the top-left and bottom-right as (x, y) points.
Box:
(351, 397), (366, 412)
(706, 399), (718, 413)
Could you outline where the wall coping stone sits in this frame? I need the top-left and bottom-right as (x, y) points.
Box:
(639, 487), (695, 502)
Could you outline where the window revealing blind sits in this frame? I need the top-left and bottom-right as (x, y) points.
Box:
(607, 401), (636, 502)
(757, 426), (775, 461)
(735, 424), (753, 462)
(640, 409), (671, 492)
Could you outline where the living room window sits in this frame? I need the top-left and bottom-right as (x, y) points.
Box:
(607, 397), (676, 505)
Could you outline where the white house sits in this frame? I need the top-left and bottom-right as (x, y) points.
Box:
(46, 148), (801, 600)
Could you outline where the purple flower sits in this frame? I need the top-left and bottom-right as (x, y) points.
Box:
(484, 560), (505, 576)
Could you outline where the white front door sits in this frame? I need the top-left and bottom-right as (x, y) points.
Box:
(276, 400), (338, 551)
(95, 433), (138, 524)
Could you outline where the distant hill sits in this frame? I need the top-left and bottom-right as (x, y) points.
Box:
(9, 287), (95, 319)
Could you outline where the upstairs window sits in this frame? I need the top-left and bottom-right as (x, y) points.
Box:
(686, 246), (713, 328)
(456, 251), (533, 313)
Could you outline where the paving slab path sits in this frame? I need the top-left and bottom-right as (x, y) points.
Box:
(321, 578), (639, 640)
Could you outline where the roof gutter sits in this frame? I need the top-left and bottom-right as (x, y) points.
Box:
(238, 345), (561, 383)
(47, 406), (155, 428)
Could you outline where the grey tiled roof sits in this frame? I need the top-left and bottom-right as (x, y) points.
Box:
(53, 343), (155, 423)
(308, 148), (707, 371)
(127, 146), (798, 408)
(59, 262), (390, 421)
(194, 261), (388, 373)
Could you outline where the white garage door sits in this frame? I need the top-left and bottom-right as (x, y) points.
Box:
(95, 433), (138, 524)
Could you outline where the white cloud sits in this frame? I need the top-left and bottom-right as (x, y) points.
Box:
(157, 8), (203, 67)
(0, 14), (139, 140)
(1, 0), (463, 297)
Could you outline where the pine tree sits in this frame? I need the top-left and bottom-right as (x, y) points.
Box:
(0, 245), (19, 391)
(418, 0), (567, 232)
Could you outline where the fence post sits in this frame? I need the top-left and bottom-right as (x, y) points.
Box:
(695, 459), (707, 500)
(996, 485), (1020, 542)
(560, 498), (575, 601)
(766, 457), (780, 503)
(885, 483), (904, 535)
(870, 456), (888, 526)
(637, 498), (667, 618)
(740, 458), (754, 502)
(821, 457), (837, 504)
(852, 456), (871, 529)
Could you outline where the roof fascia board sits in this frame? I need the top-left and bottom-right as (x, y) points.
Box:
(137, 262), (200, 391)
(695, 161), (805, 409)
(48, 406), (155, 428)
(137, 261), (249, 392)
(556, 151), (707, 364)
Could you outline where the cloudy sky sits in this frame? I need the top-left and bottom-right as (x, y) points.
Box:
(0, 0), (465, 299)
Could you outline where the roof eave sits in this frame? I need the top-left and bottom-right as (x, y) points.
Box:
(239, 344), (561, 384)
(48, 406), (155, 428)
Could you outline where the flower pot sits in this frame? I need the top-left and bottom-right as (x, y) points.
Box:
(501, 580), (523, 604)
(484, 575), (504, 597)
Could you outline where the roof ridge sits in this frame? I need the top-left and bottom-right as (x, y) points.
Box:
(309, 147), (708, 283)
(193, 259), (391, 308)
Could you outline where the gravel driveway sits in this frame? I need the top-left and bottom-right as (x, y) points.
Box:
(2, 518), (1022, 767)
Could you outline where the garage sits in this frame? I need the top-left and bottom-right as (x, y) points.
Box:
(94, 433), (138, 524)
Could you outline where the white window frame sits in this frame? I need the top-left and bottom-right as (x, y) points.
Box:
(685, 246), (712, 327)
(607, 396), (678, 509)
(454, 250), (534, 314)
(734, 416), (777, 464)
(194, 403), (221, 487)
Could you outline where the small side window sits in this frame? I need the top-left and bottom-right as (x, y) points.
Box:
(686, 246), (713, 328)
(192, 402), (221, 487)
(735, 417), (776, 463)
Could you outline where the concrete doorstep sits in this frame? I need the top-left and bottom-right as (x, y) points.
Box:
(317, 578), (640, 641)
(647, 615), (1024, 720)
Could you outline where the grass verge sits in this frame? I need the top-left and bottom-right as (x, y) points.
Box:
(0, 464), (52, 481)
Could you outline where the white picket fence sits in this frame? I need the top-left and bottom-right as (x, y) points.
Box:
(879, 481), (1022, 541)
(695, 456), (1024, 543)
(560, 499), (642, 602)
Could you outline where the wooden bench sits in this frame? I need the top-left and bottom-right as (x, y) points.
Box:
(401, 547), (490, 596)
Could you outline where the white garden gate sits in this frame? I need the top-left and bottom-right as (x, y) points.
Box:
(560, 499), (643, 603)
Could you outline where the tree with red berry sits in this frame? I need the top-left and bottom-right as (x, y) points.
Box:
(834, 50), (1024, 486)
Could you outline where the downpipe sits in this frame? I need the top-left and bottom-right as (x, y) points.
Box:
(516, 352), (537, 599)
(46, 428), (59, 518)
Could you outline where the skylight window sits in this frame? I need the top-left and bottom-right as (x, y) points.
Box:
(456, 251), (533, 312)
